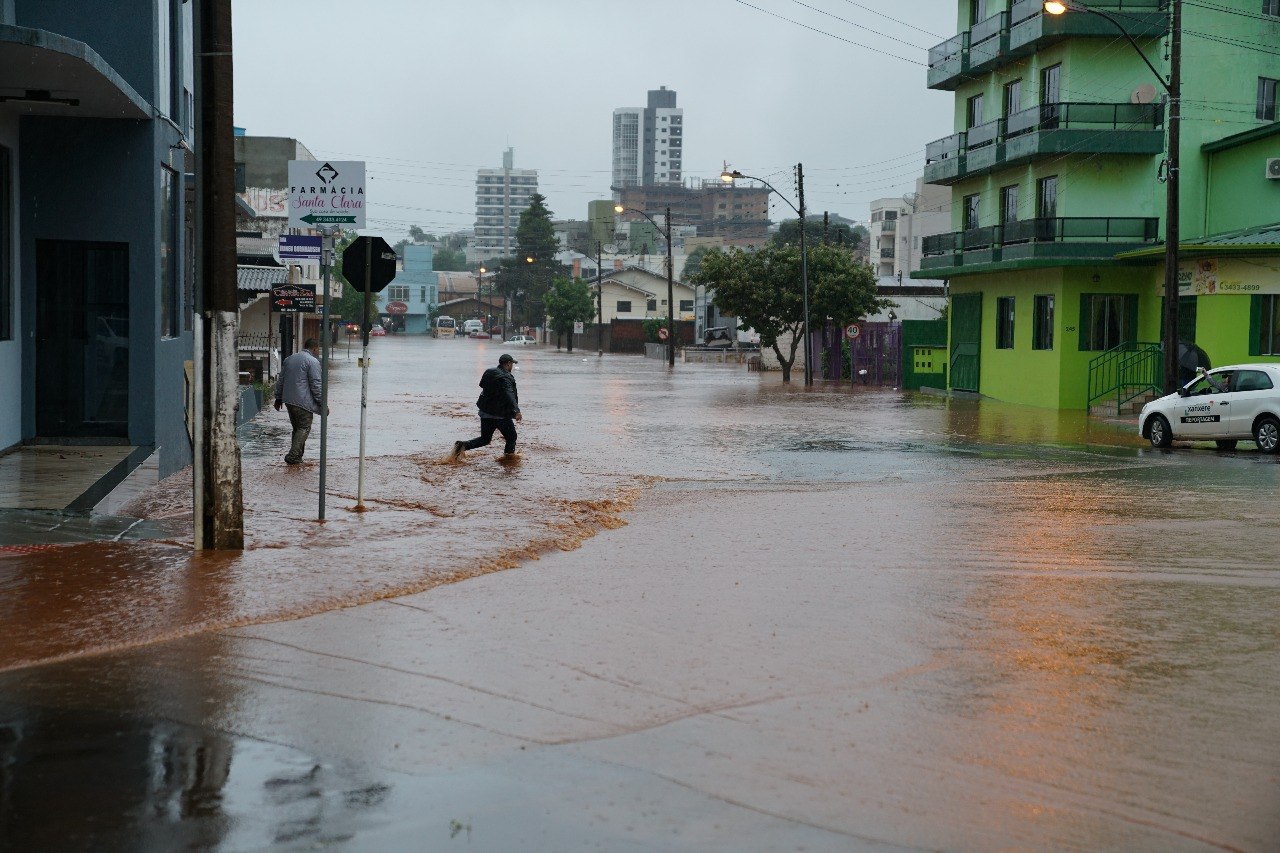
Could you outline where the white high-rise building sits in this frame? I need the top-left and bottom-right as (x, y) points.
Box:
(471, 148), (538, 261)
(612, 86), (683, 190)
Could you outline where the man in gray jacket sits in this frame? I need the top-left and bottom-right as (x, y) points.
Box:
(274, 338), (324, 465)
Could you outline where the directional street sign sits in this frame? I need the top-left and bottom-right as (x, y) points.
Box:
(287, 160), (366, 230)
(342, 236), (397, 293)
(269, 283), (316, 313)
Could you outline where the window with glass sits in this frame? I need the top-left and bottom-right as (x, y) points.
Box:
(679, 299), (693, 312)
(964, 194), (981, 230)
(1257, 294), (1280, 355)
(1258, 77), (1278, 121)
(1000, 185), (1019, 224)
(160, 165), (180, 338)
(1033, 295), (1054, 350)
(1040, 64), (1061, 104)
(1037, 175), (1058, 218)
(970, 0), (988, 24)
(966, 94), (985, 129)
(616, 300), (632, 313)
(387, 285), (409, 301)
(646, 298), (657, 311)
(1079, 294), (1135, 351)
(1003, 79), (1022, 117)
(996, 297), (1015, 349)
(1266, 0), (1280, 17)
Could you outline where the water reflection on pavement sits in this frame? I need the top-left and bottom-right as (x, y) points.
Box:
(1, 336), (1277, 850)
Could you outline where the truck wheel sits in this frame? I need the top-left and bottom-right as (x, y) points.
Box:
(1148, 415), (1173, 448)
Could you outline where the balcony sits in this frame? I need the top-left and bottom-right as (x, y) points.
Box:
(920, 217), (1159, 274)
(923, 102), (1164, 185)
(1008, 0), (1168, 56)
(1003, 101), (1164, 165)
(924, 132), (966, 183)
(879, 246), (896, 259)
(927, 2), (1167, 90)
(927, 32), (969, 90)
(968, 12), (1009, 74)
(881, 219), (897, 233)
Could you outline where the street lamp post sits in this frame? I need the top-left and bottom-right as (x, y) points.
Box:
(476, 265), (488, 334)
(615, 204), (676, 368)
(1044, 0), (1181, 392)
(596, 240), (604, 356)
(720, 164), (813, 386)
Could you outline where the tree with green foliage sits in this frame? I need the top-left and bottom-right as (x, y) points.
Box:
(544, 276), (595, 353)
(500, 193), (567, 328)
(432, 247), (467, 271)
(682, 245), (712, 281)
(772, 218), (864, 251)
(692, 243), (888, 382)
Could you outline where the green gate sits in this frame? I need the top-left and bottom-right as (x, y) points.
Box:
(950, 292), (981, 392)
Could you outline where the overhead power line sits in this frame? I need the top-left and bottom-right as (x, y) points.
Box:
(731, 0), (926, 65)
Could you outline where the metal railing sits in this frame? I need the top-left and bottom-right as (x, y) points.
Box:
(1011, 0), (1168, 26)
(881, 220), (897, 233)
(926, 132), (966, 162)
(922, 217), (1159, 256)
(879, 246), (896, 258)
(970, 11), (1007, 45)
(238, 331), (273, 352)
(966, 118), (1003, 149)
(1005, 101), (1163, 137)
(1088, 340), (1163, 414)
(928, 31), (968, 67)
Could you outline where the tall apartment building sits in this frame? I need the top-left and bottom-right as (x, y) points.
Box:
(614, 179), (771, 246)
(471, 148), (538, 261)
(612, 86), (684, 190)
(869, 180), (951, 279)
(916, 0), (1280, 410)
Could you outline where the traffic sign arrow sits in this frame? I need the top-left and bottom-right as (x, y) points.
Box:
(300, 213), (357, 225)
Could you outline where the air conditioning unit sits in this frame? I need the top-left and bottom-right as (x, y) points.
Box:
(1268, 158), (1280, 180)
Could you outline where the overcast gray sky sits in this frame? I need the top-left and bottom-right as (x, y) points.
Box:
(232, 0), (957, 237)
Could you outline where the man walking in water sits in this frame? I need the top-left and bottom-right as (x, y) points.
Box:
(274, 338), (324, 465)
(452, 353), (522, 459)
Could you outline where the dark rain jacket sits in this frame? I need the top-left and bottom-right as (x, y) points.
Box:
(476, 367), (520, 419)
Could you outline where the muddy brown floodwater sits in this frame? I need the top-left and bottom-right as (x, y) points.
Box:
(1, 335), (1277, 851)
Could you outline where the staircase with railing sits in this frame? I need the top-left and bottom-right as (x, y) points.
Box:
(1087, 341), (1163, 416)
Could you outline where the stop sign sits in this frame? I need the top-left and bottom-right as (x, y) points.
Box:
(342, 236), (397, 293)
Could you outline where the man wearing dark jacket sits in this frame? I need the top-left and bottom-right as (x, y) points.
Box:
(452, 353), (522, 459)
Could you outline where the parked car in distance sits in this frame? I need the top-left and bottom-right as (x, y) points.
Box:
(461, 319), (484, 336)
(1139, 363), (1280, 452)
(369, 324), (386, 337)
(468, 329), (491, 339)
(505, 335), (536, 346)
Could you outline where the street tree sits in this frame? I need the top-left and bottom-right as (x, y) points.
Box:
(682, 245), (712, 281)
(505, 193), (567, 328)
(544, 276), (595, 353)
(772, 218), (863, 251)
(692, 243), (887, 382)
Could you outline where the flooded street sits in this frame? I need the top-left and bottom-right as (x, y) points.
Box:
(2, 336), (1278, 850)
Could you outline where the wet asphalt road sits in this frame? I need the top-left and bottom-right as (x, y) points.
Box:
(1, 335), (1277, 851)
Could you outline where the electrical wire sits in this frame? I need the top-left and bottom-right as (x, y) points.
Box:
(731, 0), (926, 64)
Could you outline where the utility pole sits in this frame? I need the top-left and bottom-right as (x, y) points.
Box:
(665, 205), (675, 368)
(193, 0), (243, 550)
(596, 241), (604, 356)
(1161, 0), (1182, 393)
(797, 163), (812, 387)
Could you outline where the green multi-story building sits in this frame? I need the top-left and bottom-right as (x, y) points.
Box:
(915, 0), (1280, 410)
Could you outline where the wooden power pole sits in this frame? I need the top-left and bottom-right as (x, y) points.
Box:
(194, 0), (244, 549)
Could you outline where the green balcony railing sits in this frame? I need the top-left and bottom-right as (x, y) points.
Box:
(922, 217), (1159, 259)
(1004, 102), (1163, 138)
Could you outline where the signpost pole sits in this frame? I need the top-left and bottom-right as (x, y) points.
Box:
(357, 239), (373, 509)
(318, 226), (334, 521)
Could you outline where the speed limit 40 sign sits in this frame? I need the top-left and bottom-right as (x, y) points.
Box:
(845, 323), (862, 340)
